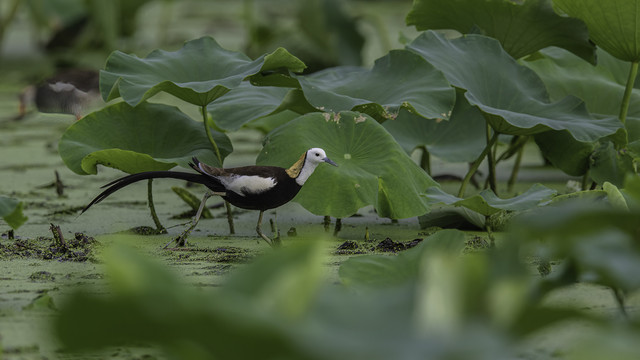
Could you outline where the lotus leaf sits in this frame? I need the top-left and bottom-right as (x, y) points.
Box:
(382, 92), (485, 163)
(426, 183), (557, 216)
(258, 111), (437, 219)
(100, 36), (306, 106)
(207, 84), (317, 131)
(296, 49), (455, 121)
(534, 130), (594, 176)
(407, 31), (622, 142)
(59, 102), (232, 175)
(407, 0), (594, 62)
(553, 0), (640, 62)
(524, 48), (640, 118)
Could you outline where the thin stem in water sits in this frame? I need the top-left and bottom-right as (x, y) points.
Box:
(458, 131), (499, 198)
(507, 145), (525, 193)
(486, 125), (497, 193)
(147, 179), (167, 234)
(612, 287), (628, 319)
(202, 106), (223, 162)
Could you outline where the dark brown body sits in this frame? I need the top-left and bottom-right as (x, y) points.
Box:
(212, 166), (303, 211)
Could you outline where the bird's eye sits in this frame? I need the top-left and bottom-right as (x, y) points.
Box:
(315, 153), (320, 157)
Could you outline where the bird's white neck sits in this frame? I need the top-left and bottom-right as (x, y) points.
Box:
(295, 158), (320, 186)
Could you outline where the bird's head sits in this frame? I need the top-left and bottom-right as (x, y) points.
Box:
(306, 147), (338, 167)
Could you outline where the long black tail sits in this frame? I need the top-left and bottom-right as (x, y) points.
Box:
(82, 171), (223, 214)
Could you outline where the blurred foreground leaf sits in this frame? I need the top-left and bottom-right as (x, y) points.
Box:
(513, 175), (640, 293)
(0, 196), (28, 230)
(339, 229), (466, 289)
(55, 230), (626, 360)
(56, 241), (324, 360)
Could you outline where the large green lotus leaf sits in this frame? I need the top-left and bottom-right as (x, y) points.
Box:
(296, 50), (455, 122)
(207, 84), (317, 131)
(100, 37), (306, 106)
(534, 130), (594, 176)
(407, 31), (622, 142)
(407, 0), (594, 62)
(258, 112), (437, 218)
(524, 47), (640, 119)
(0, 196), (28, 230)
(207, 84), (290, 131)
(553, 0), (640, 62)
(59, 102), (232, 175)
(382, 91), (486, 163)
(523, 47), (640, 176)
(426, 184), (556, 216)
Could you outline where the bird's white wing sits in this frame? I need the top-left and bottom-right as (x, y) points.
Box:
(218, 175), (277, 197)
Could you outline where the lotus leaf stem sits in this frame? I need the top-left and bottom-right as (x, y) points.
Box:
(487, 125), (498, 193)
(581, 170), (590, 191)
(420, 146), (431, 174)
(323, 215), (331, 232)
(458, 131), (499, 198)
(201, 105), (235, 234)
(202, 106), (223, 163)
(611, 287), (628, 319)
(495, 135), (528, 163)
(333, 218), (342, 237)
(619, 61), (638, 126)
(507, 145), (525, 193)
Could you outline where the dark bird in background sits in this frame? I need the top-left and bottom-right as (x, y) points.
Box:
(82, 148), (338, 246)
(17, 69), (100, 120)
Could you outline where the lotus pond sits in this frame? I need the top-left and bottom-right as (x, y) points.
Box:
(2, 1), (640, 359)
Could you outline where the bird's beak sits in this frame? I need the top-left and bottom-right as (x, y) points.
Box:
(323, 157), (338, 167)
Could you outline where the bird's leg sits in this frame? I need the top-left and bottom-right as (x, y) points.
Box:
(256, 210), (279, 247)
(167, 191), (214, 248)
(269, 211), (281, 243)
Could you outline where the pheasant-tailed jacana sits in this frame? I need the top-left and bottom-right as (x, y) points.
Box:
(82, 148), (338, 246)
